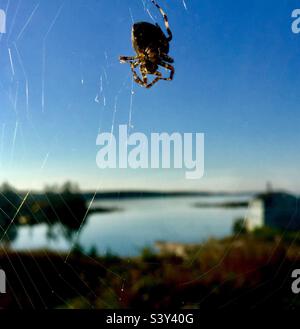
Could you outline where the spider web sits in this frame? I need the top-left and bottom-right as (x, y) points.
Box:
(0, 0), (268, 310)
(0, 0), (296, 311)
(0, 0), (131, 309)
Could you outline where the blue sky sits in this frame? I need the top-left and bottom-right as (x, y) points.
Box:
(0, 0), (300, 192)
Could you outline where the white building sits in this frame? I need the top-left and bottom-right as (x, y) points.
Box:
(245, 192), (300, 231)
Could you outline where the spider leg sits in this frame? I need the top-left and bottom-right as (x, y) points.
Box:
(131, 61), (139, 68)
(151, 0), (172, 41)
(121, 58), (146, 88)
(135, 64), (155, 88)
(140, 65), (149, 85)
(130, 62), (146, 87)
(140, 65), (166, 89)
(131, 64), (161, 89)
(160, 53), (174, 64)
(129, 62), (167, 89)
(144, 71), (163, 89)
(158, 62), (175, 81)
(119, 55), (138, 64)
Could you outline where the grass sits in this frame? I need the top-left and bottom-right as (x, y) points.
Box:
(1, 228), (300, 309)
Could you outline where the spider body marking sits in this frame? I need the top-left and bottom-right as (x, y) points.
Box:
(119, 0), (175, 89)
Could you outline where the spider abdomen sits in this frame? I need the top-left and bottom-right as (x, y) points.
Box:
(132, 22), (170, 56)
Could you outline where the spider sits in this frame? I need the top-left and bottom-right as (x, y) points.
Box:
(119, 0), (174, 89)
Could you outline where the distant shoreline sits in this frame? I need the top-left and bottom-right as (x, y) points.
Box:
(15, 190), (256, 200)
(82, 190), (255, 201)
(194, 201), (249, 209)
(87, 206), (121, 215)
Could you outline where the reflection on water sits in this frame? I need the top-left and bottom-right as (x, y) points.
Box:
(12, 196), (249, 256)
